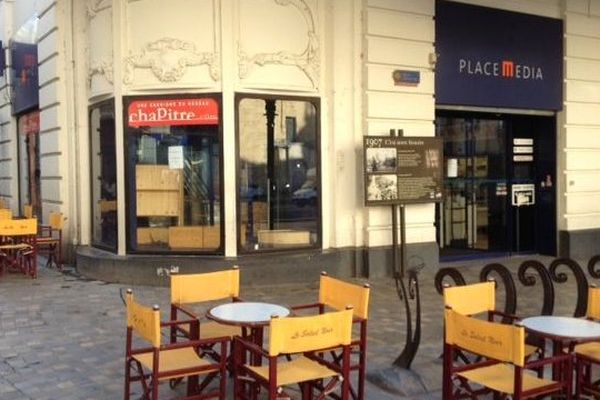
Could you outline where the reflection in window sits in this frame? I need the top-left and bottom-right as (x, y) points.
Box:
(90, 101), (117, 250)
(126, 97), (222, 253)
(238, 96), (319, 251)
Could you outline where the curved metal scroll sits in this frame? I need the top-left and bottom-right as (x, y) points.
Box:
(549, 258), (589, 318)
(393, 265), (422, 369)
(588, 255), (600, 279)
(433, 267), (467, 295)
(479, 263), (517, 323)
(517, 260), (554, 316)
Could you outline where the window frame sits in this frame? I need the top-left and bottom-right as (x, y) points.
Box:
(89, 98), (118, 252)
(234, 93), (322, 254)
(122, 93), (225, 255)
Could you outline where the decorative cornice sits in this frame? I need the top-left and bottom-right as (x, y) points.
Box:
(238, 0), (319, 88)
(89, 60), (114, 86)
(87, 0), (111, 20)
(124, 37), (220, 84)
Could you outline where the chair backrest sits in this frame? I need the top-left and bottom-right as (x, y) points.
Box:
(0, 218), (37, 236)
(126, 290), (161, 348)
(170, 267), (240, 304)
(587, 286), (600, 319)
(319, 273), (370, 320)
(443, 281), (495, 316)
(49, 211), (64, 230)
(269, 308), (354, 357)
(445, 308), (525, 367)
(0, 209), (12, 220)
(23, 204), (33, 219)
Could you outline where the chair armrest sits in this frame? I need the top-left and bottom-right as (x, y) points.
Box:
(290, 302), (321, 312)
(489, 310), (522, 322)
(161, 318), (197, 328)
(163, 335), (230, 351)
(172, 303), (198, 319)
(233, 335), (269, 360)
(525, 352), (572, 369)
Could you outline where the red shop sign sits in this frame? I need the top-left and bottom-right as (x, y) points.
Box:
(19, 110), (40, 136)
(128, 98), (219, 128)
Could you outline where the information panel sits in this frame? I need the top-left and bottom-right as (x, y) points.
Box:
(364, 136), (443, 206)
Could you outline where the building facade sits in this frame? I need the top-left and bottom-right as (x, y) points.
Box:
(0, 0), (598, 284)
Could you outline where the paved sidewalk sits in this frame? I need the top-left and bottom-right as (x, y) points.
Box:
(0, 254), (586, 399)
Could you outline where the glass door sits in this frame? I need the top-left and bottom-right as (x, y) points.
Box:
(437, 116), (508, 256)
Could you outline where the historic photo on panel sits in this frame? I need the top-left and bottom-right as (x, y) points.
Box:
(366, 174), (398, 201)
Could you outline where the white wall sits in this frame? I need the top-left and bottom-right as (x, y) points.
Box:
(363, 0), (436, 247)
(563, 0), (600, 230)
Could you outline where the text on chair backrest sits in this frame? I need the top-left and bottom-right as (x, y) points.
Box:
(445, 308), (525, 367)
(269, 309), (353, 356)
(0, 218), (37, 236)
(319, 275), (370, 319)
(443, 281), (495, 316)
(170, 268), (240, 304)
(126, 292), (161, 348)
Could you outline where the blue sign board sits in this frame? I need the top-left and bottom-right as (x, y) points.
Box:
(11, 41), (39, 114)
(435, 1), (563, 111)
(393, 70), (420, 86)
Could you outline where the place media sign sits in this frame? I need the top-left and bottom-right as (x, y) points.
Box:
(363, 136), (443, 206)
(435, 1), (563, 110)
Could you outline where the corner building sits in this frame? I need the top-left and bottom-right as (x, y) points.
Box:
(0, 0), (598, 284)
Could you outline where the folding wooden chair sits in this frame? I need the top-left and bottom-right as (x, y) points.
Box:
(36, 211), (64, 269)
(123, 289), (228, 400)
(0, 218), (37, 278)
(23, 204), (33, 219)
(170, 267), (243, 361)
(443, 281), (542, 363)
(574, 285), (600, 398)
(234, 308), (354, 400)
(0, 209), (12, 220)
(443, 307), (572, 399)
(290, 271), (370, 400)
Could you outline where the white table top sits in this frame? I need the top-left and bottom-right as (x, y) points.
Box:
(207, 302), (290, 326)
(521, 316), (600, 340)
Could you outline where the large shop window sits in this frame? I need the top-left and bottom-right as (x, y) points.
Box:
(17, 111), (41, 218)
(125, 96), (222, 253)
(237, 95), (320, 252)
(90, 101), (117, 250)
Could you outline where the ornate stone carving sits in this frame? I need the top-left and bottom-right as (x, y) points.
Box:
(87, 0), (111, 20)
(124, 38), (220, 84)
(89, 60), (114, 86)
(238, 0), (320, 88)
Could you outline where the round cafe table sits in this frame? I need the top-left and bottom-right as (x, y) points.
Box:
(522, 316), (600, 382)
(207, 302), (290, 327)
(207, 302), (290, 365)
(522, 316), (600, 342)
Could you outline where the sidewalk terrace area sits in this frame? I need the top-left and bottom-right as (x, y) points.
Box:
(0, 255), (585, 399)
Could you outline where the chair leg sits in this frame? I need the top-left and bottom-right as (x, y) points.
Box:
(124, 359), (131, 400)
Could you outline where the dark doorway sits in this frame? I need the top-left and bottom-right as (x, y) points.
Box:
(436, 111), (556, 259)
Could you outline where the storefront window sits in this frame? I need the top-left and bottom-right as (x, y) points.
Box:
(237, 95), (320, 252)
(90, 101), (117, 250)
(17, 111), (41, 218)
(125, 96), (222, 253)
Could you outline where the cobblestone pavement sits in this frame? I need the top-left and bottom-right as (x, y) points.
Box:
(0, 254), (588, 399)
